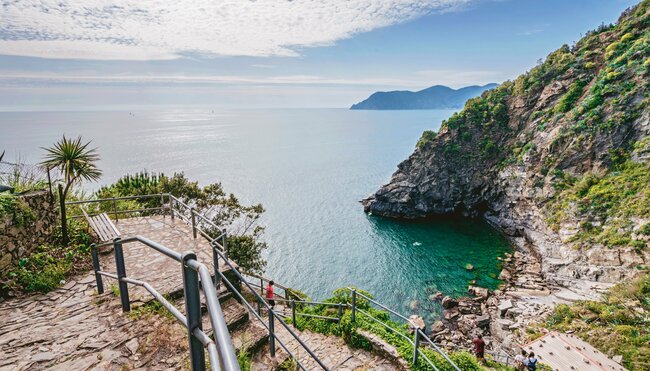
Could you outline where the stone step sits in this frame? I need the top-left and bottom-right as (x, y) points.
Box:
(250, 342), (291, 371)
(230, 320), (270, 357)
(199, 297), (249, 333)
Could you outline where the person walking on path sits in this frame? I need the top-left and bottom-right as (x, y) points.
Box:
(525, 352), (538, 371)
(473, 334), (485, 362)
(515, 349), (527, 370)
(266, 280), (276, 309)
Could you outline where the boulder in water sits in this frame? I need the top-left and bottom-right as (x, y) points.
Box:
(441, 296), (458, 309)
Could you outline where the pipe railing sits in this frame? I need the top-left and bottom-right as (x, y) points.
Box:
(91, 235), (239, 371)
(343, 288), (461, 371)
(67, 193), (229, 254)
(212, 246), (329, 370)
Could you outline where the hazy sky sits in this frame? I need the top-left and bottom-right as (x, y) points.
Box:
(0, 0), (639, 110)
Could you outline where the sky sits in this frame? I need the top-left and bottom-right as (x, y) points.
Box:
(0, 0), (641, 110)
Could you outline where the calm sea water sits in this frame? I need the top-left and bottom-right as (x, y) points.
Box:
(0, 108), (510, 321)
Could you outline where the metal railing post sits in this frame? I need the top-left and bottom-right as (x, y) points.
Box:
(112, 197), (118, 223)
(182, 252), (206, 371)
(291, 300), (297, 327)
(190, 208), (197, 239)
(113, 238), (130, 312)
(269, 311), (276, 357)
(413, 329), (421, 365)
(169, 195), (175, 220)
(257, 296), (262, 317)
(90, 243), (104, 294)
(160, 194), (165, 217)
(222, 229), (228, 259)
(213, 246), (220, 289)
(260, 277), (264, 296)
(351, 290), (357, 323)
(338, 303), (343, 323)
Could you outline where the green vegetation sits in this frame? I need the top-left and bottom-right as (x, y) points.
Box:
(0, 161), (48, 194)
(545, 273), (650, 370)
(237, 349), (252, 371)
(546, 160), (649, 249)
(96, 171), (268, 274)
(287, 287), (484, 371)
(0, 194), (36, 226)
(554, 80), (586, 113)
(1, 219), (93, 294)
(128, 299), (174, 320)
(416, 130), (437, 149)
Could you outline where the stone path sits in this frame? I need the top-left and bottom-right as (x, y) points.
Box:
(1, 214), (399, 370)
(0, 272), (190, 370)
(102, 215), (226, 302)
(265, 326), (399, 370)
(0, 215), (215, 371)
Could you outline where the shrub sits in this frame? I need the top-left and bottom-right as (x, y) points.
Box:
(554, 80), (586, 113)
(416, 130), (437, 149)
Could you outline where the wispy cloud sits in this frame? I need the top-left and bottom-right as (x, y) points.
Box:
(0, 72), (435, 87)
(0, 0), (472, 61)
(517, 26), (546, 36)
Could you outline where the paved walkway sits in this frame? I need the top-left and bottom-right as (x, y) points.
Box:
(0, 272), (189, 370)
(272, 326), (398, 370)
(0, 215), (212, 370)
(103, 215), (222, 302)
(1, 215), (400, 370)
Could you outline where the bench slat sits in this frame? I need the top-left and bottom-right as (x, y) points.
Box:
(86, 212), (120, 242)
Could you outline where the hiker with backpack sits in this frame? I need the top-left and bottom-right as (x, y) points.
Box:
(524, 351), (538, 370)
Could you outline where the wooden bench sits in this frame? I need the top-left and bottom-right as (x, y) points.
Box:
(83, 210), (121, 242)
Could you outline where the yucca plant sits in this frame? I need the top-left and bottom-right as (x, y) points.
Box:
(41, 135), (102, 244)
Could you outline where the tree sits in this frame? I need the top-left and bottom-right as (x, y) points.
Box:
(41, 136), (102, 244)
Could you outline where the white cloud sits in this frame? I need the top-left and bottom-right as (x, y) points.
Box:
(0, 0), (471, 61)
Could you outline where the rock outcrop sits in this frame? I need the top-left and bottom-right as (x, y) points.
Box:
(364, 2), (650, 298)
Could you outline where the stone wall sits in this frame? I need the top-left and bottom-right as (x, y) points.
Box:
(0, 190), (57, 270)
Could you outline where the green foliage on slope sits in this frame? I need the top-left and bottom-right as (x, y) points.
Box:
(545, 273), (650, 370)
(286, 287), (486, 371)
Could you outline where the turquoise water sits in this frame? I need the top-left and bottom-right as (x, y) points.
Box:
(0, 108), (510, 322)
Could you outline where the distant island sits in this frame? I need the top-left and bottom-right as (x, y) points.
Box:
(350, 83), (498, 110)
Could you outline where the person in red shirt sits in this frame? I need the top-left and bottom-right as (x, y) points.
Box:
(266, 280), (275, 309)
(473, 334), (485, 361)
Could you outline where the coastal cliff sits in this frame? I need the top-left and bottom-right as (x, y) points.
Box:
(363, 2), (650, 297)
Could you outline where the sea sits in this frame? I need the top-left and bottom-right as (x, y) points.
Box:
(0, 108), (511, 322)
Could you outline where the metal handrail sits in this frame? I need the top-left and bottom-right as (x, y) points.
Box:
(91, 235), (239, 371)
(343, 288), (460, 371)
(66, 193), (166, 205)
(215, 268), (310, 371)
(212, 246), (329, 370)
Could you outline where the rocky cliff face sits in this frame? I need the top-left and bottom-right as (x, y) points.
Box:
(363, 2), (650, 297)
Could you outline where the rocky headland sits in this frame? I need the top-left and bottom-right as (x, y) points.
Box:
(364, 0), (650, 356)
